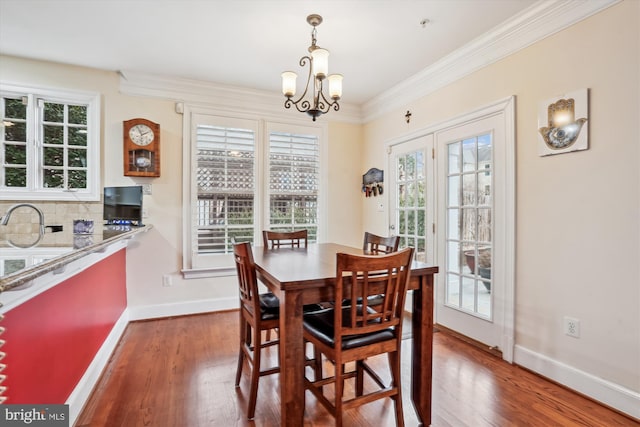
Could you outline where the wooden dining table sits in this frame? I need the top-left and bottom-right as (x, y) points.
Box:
(252, 242), (439, 426)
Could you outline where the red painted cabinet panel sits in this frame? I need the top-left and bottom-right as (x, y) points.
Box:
(1, 249), (127, 403)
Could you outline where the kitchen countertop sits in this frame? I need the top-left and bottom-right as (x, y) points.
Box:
(0, 224), (152, 292)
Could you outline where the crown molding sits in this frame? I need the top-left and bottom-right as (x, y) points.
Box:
(119, 0), (619, 125)
(361, 0), (621, 122)
(118, 70), (363, 124)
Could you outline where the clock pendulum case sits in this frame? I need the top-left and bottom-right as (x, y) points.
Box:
(123, 118), (160, 177)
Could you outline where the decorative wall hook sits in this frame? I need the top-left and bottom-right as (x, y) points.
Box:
(362, 168), (384, 197)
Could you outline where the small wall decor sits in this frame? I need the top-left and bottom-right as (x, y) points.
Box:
(362, 168), (383, 197)
(537, 88), (589, 156)
(123, 118), (161, 177)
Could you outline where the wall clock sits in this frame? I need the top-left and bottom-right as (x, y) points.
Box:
(123, 118), (160, 177)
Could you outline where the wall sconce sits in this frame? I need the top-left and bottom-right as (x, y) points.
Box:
(538, 88), (589, 156)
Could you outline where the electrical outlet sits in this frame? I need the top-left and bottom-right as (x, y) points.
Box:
(162, 274), (172, 287)
(564, 316), (580, 338)
(142, 183), (152, 195)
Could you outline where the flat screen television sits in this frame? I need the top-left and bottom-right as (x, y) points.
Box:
(103, 185), (143, 225)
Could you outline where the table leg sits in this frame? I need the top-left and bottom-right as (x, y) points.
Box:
(279, 289), (306, 426)
(411, 275), (434, 426)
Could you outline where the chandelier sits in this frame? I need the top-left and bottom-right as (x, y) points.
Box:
(281, 14), (343, 121)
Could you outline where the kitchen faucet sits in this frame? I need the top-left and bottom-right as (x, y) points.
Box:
(1, 203), (46, 248)
(1, 203), (46, 234)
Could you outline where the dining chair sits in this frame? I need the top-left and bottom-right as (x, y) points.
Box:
(261, 229), (324, 340)
(262, 229), (308, 248)
(363, 231), (400, 254)
(233, 241), (280, 420)
(360, 232), (401, 308)
(302, 247), (415, 427)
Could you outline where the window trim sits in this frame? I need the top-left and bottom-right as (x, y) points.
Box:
(0, 82), (101, 201)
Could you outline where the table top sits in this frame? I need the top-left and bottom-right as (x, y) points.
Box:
(252, 242), (438, 292)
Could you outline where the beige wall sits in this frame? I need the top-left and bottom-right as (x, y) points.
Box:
(326, 121), (364, 246)
(362, 1), (639, 394)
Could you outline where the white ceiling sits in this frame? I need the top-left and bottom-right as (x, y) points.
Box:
(0, 0), (541, 106)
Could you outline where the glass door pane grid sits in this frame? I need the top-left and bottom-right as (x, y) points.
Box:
(395, 150), (427, 262)
(445, 134), (493, 319)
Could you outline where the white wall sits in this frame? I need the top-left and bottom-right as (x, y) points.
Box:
(361, 0), (639, 415)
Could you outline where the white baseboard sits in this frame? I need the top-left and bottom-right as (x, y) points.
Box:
(67, 309), (130, 426)
(127, 297), (238, 321)
(514, 344), (640, 420)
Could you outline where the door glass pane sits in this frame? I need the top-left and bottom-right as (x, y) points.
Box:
(462, 173), (476, 206)
(407, 182), (415, 206)
(461, 208), (476, 244)
(447, 241), (460, 272)
(416, 150), (425, 179)
(448, 141), (460, 174)
(462, 138), (476, 172)
(461, 276), (475, 311)
(446, 273), (460, 305)
(448, 175), (459, 206)
(447, 208), (459, 240)
(445, 133), (493, 319)
(395, 148), (428, 262)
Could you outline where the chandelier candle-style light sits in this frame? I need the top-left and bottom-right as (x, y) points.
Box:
(281, 14), (343, 121)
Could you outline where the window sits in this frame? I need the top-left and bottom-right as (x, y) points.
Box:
(195, 124), (256, 254)
(0, 83), (100, 201)
(267, 131), (319, 240)
(185, 111), (324, 272)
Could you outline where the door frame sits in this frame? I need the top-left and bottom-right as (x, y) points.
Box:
(385, 96), (515, 362)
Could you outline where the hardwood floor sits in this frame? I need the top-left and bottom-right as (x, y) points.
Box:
(76, 311), (637, 427)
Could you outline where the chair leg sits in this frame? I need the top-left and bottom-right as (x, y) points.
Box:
(356, 360), (364, 397)
(235, 318), (247, 387)
(335, 359), (344, 427)
(388, 350), (405, 427)
(247, 325), (262, 420)
(313, 344), (322, 381)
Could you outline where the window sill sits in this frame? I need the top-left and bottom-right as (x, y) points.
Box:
(181, 266), (236, 280)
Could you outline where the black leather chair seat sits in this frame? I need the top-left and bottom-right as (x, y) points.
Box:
(259, 292), (324, 316)
(343, 294), (385, 307)
(303, 306), (394, 350)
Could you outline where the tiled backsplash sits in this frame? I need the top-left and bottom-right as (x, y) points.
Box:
(0, 201), (103, 247)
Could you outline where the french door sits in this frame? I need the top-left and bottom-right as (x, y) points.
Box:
(388, 97), (515, 361)
(388, 135), (435, 266)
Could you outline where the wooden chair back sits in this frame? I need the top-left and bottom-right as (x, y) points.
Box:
(335, 247), (414, 346)
(363, 231), (400, 255)
(233, 241), (260, 320)
(262, 229), (308, 249)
